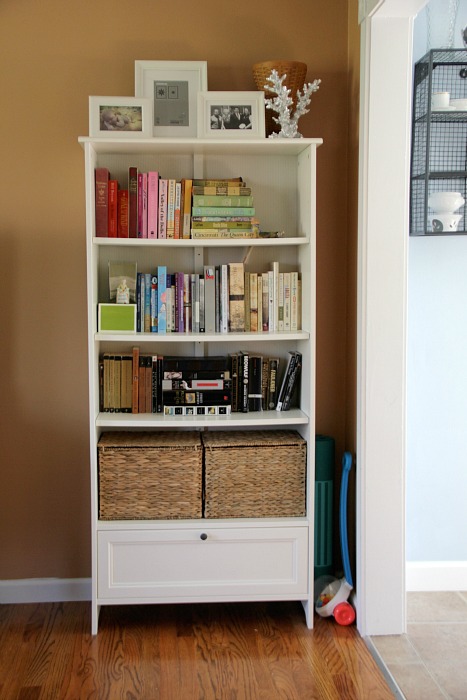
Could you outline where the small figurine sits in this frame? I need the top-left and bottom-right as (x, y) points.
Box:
(116, 278), (130, 304)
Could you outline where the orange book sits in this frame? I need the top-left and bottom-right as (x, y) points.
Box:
(132, 346), (139, 413)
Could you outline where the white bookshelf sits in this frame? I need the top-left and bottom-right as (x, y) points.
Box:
(80, 135), (321, 634)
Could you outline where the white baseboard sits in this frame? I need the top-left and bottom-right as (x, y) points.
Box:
(0, 578), (91, 604)
(406, 561), (467, 591)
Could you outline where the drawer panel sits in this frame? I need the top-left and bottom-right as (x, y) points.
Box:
(97, 526), (308, 600)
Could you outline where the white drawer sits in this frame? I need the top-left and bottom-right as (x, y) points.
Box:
(97, 526), (309, 600)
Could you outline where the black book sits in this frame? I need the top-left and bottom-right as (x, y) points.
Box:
(267, 358), (280, 410)
(275, 352), (297, 411)
(163, 355), (228, 372)
(163, 389), (231, 406)
(248, 355), (263, 412)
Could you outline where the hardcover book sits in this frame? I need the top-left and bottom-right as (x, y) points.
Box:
(95, 167), (109, 237)
(117, 189), (129, 238)
(276, 351), (300, 411)
(147, 171), (159, 239)
(132, 346), (140, 413)
(248, 355), (263, 411)
(281, 351), (302, 411)
(203, 266), (216, 334)
(158, 178), (167, 239)
(181, 178), (193, 239)
(192, 195), (254, 208)
(166, 178), (176, 238)
(228, 262), (245, 332)
(267, 357), (280, 409)
(192, 185), (252, 196)
(157, 265), (167, 333)
(108, 179), (118, 238)
(128, 166), (138, 238)
(249, 272), (258, 332)
(191, 206), (255, 217)
(163, 356), (228, 372)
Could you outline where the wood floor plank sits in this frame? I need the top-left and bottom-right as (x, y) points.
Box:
(0, 601), (394, 700)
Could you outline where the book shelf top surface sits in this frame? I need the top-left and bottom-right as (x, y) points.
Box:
(78, 136), (323, 157)
(96, 408), (308, 428)
(93, 236), (310, 247)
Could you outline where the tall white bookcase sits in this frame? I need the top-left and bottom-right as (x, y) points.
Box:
(79, 136), (322, 634)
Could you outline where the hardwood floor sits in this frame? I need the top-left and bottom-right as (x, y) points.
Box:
(0, 601), (394, 699)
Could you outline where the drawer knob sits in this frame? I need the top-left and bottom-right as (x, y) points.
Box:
(200, 533), (208, 541)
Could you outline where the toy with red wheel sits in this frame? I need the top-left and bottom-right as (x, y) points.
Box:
(315, 452), (355, 626)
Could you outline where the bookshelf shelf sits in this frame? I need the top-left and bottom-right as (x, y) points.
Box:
(94, 236), (309, 247)
(96, 407), (308, 428)
(82, 134), (320, 634)
(95, 330), (310, 343)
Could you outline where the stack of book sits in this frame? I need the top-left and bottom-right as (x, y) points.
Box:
(133, 261), (301, 334)
(95, 170), (261, 240)
(162, 356), (231, 416)
(190, 178), (259, 239)
(99, 350), (301, 414)
(95, 166), (193, 239)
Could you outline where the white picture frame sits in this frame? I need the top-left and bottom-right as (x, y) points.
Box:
(135, 60), (208, 137)
(89, 96), (153, 138)
(197, 91), (266, 139)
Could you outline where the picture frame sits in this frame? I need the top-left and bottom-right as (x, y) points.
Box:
(197, 91), (266, 139)
(135, 60), (208, 137)
(89, 96), (153, 138)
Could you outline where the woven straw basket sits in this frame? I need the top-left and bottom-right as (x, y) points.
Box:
(202, 430), (306, 518)
(98, 431), (203, 520)
(253, 60), (308, 136)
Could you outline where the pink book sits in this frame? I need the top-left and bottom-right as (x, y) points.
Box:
(137, 173), (144, 238)
(147, 171), (159, 239)
(158, 178), (168, 239)
(142, 172), (148, 239)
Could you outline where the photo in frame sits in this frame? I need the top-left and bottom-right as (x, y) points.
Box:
(197, 91), (266, 139)
(89, 96), (153, 138)
(135, 60), (208, 137)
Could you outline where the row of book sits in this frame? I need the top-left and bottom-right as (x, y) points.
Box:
(95, 169), (261, 239)
(99, 351), (302, 414)
(134, 261), (301, 334)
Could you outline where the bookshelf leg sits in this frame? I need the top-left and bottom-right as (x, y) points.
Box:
(301, 599), (313, 629)
(91, 602), (101, 635)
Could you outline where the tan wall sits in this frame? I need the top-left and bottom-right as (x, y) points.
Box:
(0, 0), (355, 579)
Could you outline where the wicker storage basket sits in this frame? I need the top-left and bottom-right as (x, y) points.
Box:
(202, 430), (306, 518)
(252, 60), (307, 136)
(98, 431), (203, 520)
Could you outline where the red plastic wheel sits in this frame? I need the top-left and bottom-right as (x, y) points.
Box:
(333, 601), (356, 626)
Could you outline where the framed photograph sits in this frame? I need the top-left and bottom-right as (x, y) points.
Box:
(197, 91), (266, 139)
(89, 96), (152, 138)
(135, 60), (208, 137)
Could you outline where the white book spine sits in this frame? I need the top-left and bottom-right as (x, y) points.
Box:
(291, 272), (299, 331)
(221, 264), (229, 333)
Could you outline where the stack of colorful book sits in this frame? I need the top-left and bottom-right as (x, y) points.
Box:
(190, 178), (259, 239)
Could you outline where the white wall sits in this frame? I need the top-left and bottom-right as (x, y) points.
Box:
(407, 2), (467, 583)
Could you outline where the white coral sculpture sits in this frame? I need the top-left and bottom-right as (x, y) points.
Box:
(264, 69), (321, 139)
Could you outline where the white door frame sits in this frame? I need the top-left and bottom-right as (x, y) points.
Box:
(357, 0), (427, 635)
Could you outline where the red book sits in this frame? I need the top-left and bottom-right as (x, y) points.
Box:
(128, 166), (138, 238)
(117, 190), (129, 238)
(95, 167), (109, 237)
(108, 180), (118, 238)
